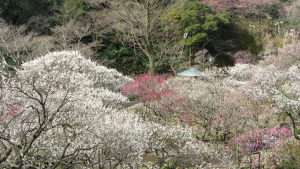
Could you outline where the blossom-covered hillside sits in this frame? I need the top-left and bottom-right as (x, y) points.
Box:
(0, 51), (230, 168)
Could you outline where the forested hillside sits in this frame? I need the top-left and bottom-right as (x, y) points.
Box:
(1, 0), (299, 75)
(0, 0), (299, 168)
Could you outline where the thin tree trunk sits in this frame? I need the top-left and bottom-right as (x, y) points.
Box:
(146, 0), (155, 75)
(189, 48), (192, 67)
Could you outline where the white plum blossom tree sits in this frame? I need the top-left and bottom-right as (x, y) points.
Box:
(0, 51), (131, 168)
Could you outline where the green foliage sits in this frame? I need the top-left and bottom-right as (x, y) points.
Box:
(0, 0), (87, 25)
(280, 139), (300, 168)
(174, 1), (231, 49)
(207, 29), (259, 66)
(263, 3), (280, 18)
(0, 0), (85, 39)
(177, 2), (213, 33)
(165, 1), (233, 67)
(55, 163), (63, 169)
(0, 0), (58, 25)
(279, 18), (300, 32)
(207, 39), (230, 53)
(56, 0), (86, 22)
(203, 19), (262, 65)
(233, 18), (278, 54)
(234, 18), (277, 36)
(271, 37), (285, 48)
(97, 45), (148, 76)
(236, 31), (260, 55)
(213, 54), (234, 66)
(168, 57), (185, 72)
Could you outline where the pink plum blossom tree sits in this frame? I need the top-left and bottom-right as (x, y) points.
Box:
(228, 127), (292, 168)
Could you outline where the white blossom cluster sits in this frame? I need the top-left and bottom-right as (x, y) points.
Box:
(251, 66), (299, 111)
(227, 44), (299, 129)
(0, 51), (132, 167)
(20, 51), (132, 92)
(227, 63), (253, 81)
(149, 125), (232, 168)
(167, 77), (213, 100)
(205, 46), (299, 112)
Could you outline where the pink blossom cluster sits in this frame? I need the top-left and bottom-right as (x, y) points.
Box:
(0, 97), (19, 120)
(6, 104), (18, 117)
(229, 127), (292, 156)
(122, 74), (195, 124)
(122, 73), (177, 102)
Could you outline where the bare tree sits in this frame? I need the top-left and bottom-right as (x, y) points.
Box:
(111, 0), (175, 74)
(0, 19), (54, 74)
(52, 19), (98, 57)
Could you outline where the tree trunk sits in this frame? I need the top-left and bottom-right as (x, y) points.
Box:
(286, 111), (300, 140)
(148, 55), (154, 75)
(189, 48), (192, 67)
(146, 0), (155, 75)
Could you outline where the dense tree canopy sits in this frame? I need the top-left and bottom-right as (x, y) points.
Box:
(0, 0), (58, 25)
(164, 0), (232, 67)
